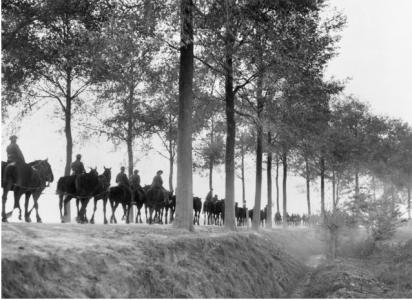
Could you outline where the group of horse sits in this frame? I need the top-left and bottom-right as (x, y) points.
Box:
(1, 159), (320, 227)
(56, 167), (181, 225)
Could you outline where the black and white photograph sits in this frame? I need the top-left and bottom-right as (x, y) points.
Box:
(1, 0), (412, 298)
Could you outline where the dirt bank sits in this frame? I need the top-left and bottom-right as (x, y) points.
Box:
(2, 224), (322, 298)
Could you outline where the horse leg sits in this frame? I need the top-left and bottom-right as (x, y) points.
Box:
(121, 203), (127, 221)
(2, 186), (9, 222)
(7, 188), (23, 220)
(33, 192), (42, 223)
(149, 207), (153, 224)
(90, 198), (97, 224)
(165, 207), (168, 225)
(24, 192), (31, 223)
(76, 198), (80, 223)
(103, 197), (108, 224)
(109, 199), (115, 224)
(81, 198), (90, 224)
(113, 202), (119, 224)
(59, 194), (64, 222)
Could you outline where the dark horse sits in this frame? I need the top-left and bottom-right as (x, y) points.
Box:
(72, 168), (99, 223)
(143, 185), (168, 224)
(57, 168), (99, 223)
(108, 184), (131, 224)
(90, 167), (111, 224)
(2, 160), (54, 222)
(128, 186), (146, 223)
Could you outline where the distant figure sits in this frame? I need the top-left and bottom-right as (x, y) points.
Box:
(6, 135), (25, 164)
(129, 169), (141, 190)
(71, 154), (86, 175)
(151, 170), (164, 189)
(116, 166), (129, 187)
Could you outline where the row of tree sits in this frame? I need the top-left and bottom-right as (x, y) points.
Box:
(3, 0), (411, 230)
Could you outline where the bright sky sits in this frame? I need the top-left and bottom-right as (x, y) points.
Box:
(2, 0), (411, 223)
(326, 0), (412, 125)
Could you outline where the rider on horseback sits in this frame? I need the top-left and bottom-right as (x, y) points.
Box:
(6, 135), (25, 165)
(71, 154), (85, 175)
(151, 170), (164, 189)
(130, 169), (144, 192)
(130, 169), (141, 189)
(151, 170), (168, 199)
(116, 166), (129, 187)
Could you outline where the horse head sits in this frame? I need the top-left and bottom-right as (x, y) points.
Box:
(36, 159), (54, 183)
(102, 167), (111, 184)
(89, 167), (98, 176)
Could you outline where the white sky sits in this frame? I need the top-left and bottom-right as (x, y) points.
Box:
(2, 0), (411, 223)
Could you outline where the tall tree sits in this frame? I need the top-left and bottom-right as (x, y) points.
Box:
(175, 0), (194, 230)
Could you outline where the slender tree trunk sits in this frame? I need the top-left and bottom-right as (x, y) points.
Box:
(305, 158), (311, 216)
(252, 70), (264, 231)
(168, 112), (174, 193)
(355, 168), (360, 200)
(127, 85), (134, 223)
(354, 168), (360, 218)
(241, 145), (246, 208)
(336, 175), (340, 206)
(63, 69), (73, 222)
(209, 118), (214, 190)
(320, 156), (325, 221)
(282, 150), (288, 227)
(169, 152), (174, 193)
(175, 0), (193, 231)
(266, 132), (273, 229)
(208, 162), (214, 191)
(223, 0), (236, 231)
(332, 171), (335, 207)
(276, 155), (279, 213)
(408, 185), (411, 220)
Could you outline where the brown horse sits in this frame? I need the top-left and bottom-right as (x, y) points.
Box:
(2, 160), (54, 222)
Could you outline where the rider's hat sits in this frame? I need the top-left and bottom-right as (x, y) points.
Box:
(76, 154), (81, 159)
(9, 135), (17, 141)
(157, 170), (163, 174)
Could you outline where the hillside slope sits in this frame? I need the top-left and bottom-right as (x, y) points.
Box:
(1, 224), (322, 298)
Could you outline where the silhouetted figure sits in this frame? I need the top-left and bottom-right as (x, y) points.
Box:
(116, 166), (129, 187)
(151, 170), (164, 189)
(71, 154), (85, 175)
(129, 169), (141, 189)
(6, 135), (25, 164)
